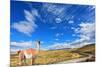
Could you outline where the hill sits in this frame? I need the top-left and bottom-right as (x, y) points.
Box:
(10, 44), (95, 67)
(74, 44), (95, 55)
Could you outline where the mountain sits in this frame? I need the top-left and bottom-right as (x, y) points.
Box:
(48, 42), (95, 50)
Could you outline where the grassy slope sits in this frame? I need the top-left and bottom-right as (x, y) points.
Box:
(74, 44), (95, 62)
(10, 44), (95, 67)
(75, 44), (95, 55)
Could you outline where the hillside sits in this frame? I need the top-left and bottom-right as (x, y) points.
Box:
(74, 44), (95, 55)
(72, 44), (95, 62)
(10, 44), (95, 67)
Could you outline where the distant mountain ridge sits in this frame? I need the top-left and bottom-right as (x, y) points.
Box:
(48, 43), (95, 50)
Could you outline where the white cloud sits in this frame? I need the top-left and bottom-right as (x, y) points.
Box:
(48, 22), (95, 50)
(68, 20), (74, 24)
(10, 41), (34, 53)
(88, 6), (95, 12)
(12, 9), (39, 36)
(78, 22), (95, 40)
(42, 3), (67, 21)
(71, 27), (75, 30)
(12, 21), (37, 36)
(70, 38), (95, 48)
(55, 33), (64, 37)
(47, 39), (94, 50)
(70, 22), (95, 47)
(11, 41), (33, 48)
(55, 17), (62, 23)
(50, 26), (57, 29)
(47, 42), (72, 50)
(43, 4), (65, 16)
(42, 3), (77, 24)
(73, 22), (95, 45)
(10, 40), (39, 53)
(74, 28), (79, 32)
(24, 10), (34, 22)
(31, 8), (39, 17)
(79, 23), (95, 33)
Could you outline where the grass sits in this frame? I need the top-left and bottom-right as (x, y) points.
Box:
(10, 50), (81, 67)
(10, 44), (95, 67)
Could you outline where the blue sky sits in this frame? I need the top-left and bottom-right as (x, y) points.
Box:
(10, 1), (95, 52)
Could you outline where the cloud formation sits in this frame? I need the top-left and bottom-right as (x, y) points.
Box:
(68, 20), (74, 24)
(55, 17), (62, 23)
(70, 22), (95, 47)
(10, 41), (35, 53)
(48, 22), (95, 49)
(11, 41), (33, 48)
(75, 22), (95, 41)
(12, 9), (39, 36)
(47, 42), (71, 50)
(11, 2), (95, 51)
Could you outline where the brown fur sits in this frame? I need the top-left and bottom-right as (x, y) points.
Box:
(18, 48), (37, 65)
(18, 41), (40, 65)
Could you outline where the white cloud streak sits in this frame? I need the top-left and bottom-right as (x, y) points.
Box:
(75, 22), (95, 41)
(12, 9), (39, 36)
(68, 20), (74, 24)
(47, 42), (71, 50)
(71, 22), (95, 47)
(55, 17), (62, 23)
(48, 22), (95, 50)
(42, 3), (68, 23)
(55, 33), (64, 37)
(11, 41), (33, 48)
(43, 3), (65, 17)
(10, 41), (34, 53)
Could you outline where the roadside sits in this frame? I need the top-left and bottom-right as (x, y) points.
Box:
(57, 52), (95, 64)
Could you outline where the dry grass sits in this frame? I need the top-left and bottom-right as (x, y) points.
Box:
(10, 49), (81, 67)
(10, 44), (95, 67)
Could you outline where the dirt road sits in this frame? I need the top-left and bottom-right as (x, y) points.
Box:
(57, 53), (94, 64)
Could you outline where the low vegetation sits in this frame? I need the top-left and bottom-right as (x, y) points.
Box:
(10, 44), (95, 67)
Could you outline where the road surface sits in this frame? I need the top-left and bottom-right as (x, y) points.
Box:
(57, 53), (93, 64)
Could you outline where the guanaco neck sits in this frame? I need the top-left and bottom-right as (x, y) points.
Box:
(35, 41), (40, 55)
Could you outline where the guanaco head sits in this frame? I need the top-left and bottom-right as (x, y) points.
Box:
(17, 50), (21, 55)
(34, 41), (40, 54)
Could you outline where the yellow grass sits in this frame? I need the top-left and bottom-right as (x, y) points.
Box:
(10, 49), (81, 67)
(10, 44), (95, 67)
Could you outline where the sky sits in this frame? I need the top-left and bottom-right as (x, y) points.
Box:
(10, 1), (95, 53)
